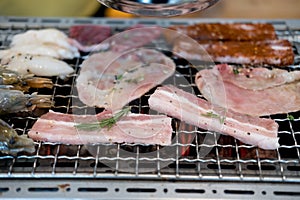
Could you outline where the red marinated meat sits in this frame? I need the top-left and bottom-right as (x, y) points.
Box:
(168, 23), (277, 41)
(69, 25), (111, 46)
(174, 39), (294, 66)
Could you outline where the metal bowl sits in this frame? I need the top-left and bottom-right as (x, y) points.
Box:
(97, 0), (220, 17)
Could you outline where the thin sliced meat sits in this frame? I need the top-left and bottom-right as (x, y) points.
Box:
(69, 25), (111, 46)
(168, 23), (277, 41)
(70, 25), (162, 52)
(28, 110), (173, 145)
(174, 40), (294, 66)
(195, 65), (300, 116)
(76, 48), (176, 111)
(214, 64), (300, 90)
(109, 25), (162, 52)
(148, 85), (279, 150)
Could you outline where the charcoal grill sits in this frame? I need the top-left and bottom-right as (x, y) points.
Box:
(0, 16), (300, 199)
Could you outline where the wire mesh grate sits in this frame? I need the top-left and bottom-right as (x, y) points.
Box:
(0, 17), (300, 182)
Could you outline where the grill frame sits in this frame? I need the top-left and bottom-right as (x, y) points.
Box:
(1, 16), (300, 194)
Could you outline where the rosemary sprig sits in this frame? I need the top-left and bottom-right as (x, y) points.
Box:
(124, 75), (144, 84)
(233, 68), (240, 75)
(201, 111), (226, 124)
(115, 74), (123, 81)
(75, 107), (131, 131)
(287, 114), (294, 121)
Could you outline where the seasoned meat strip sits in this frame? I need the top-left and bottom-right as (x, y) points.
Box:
(168, 23), (277, 41)
(174, 39), (294, 66)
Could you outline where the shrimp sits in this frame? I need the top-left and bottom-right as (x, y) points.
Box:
(0, 68), (53, 91)
(0, 89), (53, 115)
(0, 118), (35, 155)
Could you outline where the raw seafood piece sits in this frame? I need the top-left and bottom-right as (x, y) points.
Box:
(148, 85), (279, 150)
(195, 65), (300, 116)
(0, 44), (78, 61)
(76, 48), (176, 111)
(1, 54), (74, 78)
(0, 118), (35, 155)
(0, 89), (52, 115)
(174, 40), (294, 66)
(0, 68), (53, 91)
(2, 28), (80, 59)
(28, 110), (173, 145)
(168, 23), (277, 41)
(212, 64), (300, 90)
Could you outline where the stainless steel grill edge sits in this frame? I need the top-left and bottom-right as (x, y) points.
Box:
(0, 16), (300, 199)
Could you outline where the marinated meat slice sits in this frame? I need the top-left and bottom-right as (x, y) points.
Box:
(168, 23), (277, 41)
(195, 65), (300, 116)
(148, 85), (279, 150)
(76, 48), (176, 111)
(174, 40), (294, 66)
(69, 25), (111, 46)
(214, 64), (300, 90)
(28, 110), (173, 145)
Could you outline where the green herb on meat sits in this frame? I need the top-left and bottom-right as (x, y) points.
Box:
(202, 111), (226, 124)
(115, 74), (123, 81)
(287, 114), (295, 121)
(75, 107), (131, 131)
(233, 68), (240, 75)
(124, 75), (144, 84)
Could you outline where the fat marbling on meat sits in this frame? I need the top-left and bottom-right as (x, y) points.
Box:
(76, 48), (176, 111)
(28, 110), (173, 145)
(195, 64), (300, 116)
(148, 85), (279, 150)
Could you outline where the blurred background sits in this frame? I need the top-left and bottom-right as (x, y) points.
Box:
(0, 0), (300, 18)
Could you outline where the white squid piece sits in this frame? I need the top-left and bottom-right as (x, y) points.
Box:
(1, 29), (79, 59)
(1, 54), (74, 79)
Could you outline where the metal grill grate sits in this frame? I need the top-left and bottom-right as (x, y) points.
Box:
(0, 17), (300, 186)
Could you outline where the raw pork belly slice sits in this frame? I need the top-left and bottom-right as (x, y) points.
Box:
(168, 23), (277, 41)
(174, 39), (294, 66)
(195, 64), (300, 116)
(148, 85), (279, 150)
(76, 48), (176, 111)
(28, 110), (173, 145)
